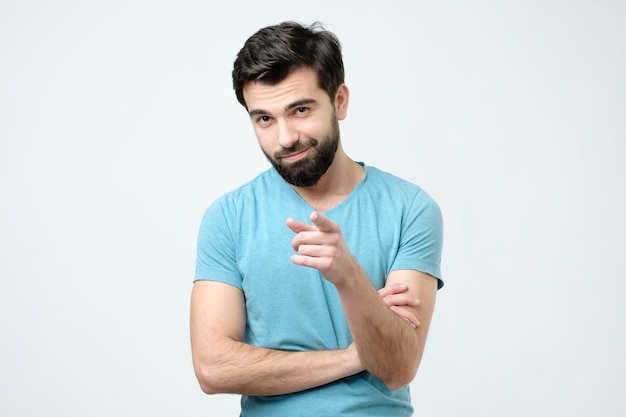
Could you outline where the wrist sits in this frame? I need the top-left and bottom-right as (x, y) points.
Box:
(342, 343), (364, 375)
(333, 257), (365, 291)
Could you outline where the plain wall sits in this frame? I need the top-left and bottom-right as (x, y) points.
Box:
(1, 1), (624, 415)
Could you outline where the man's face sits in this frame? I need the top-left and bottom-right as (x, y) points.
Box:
(242, 67), (347, 187)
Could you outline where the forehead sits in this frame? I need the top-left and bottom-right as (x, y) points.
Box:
(243, 67), (329, 113)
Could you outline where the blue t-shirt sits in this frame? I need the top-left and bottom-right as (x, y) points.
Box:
(195, 163), (443, 417)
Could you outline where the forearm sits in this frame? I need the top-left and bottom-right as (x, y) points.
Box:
(193, 339), (362, 396)
(286, 212), (437, 390)
(335, 268), (422, 389)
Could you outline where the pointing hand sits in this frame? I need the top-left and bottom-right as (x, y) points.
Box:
(286, 212), (357, 285)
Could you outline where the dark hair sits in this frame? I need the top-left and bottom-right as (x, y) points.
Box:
(232, 21), (345, 108)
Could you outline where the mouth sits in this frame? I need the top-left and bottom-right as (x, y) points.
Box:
(280, 147), (310, 163)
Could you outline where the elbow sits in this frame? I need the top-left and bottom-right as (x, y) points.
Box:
(192, 338), (243, 394)
(381, 339), (425, 390)
(194, 364), (230, 395)
(377, 359), (421, 391)
(382, 372), (416, 391)
(381, 368), (417, 391)
(197, 378), (219, 395)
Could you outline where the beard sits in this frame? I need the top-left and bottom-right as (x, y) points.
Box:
(262, 117), (340, 187)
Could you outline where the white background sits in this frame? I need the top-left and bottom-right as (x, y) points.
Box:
(1, 1), (624, 416)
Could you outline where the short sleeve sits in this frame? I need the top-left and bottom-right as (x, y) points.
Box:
(194, 196), (243, 289)
(391, 189), (444, 289)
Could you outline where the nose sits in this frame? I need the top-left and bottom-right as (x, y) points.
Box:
(277, 119), (299, 149)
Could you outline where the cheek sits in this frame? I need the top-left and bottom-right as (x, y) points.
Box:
(253, 127), (276, 149)
(299, 119), (327, 139)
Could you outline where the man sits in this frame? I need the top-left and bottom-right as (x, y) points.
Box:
(190, 21), (443, 416)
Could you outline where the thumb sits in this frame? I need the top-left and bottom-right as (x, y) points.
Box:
(286, 217), (317, 234)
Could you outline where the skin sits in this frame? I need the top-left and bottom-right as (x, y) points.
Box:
(190, 66), (438, 394)
(287, 213), (437, 389)
(190, 281), (419, 396)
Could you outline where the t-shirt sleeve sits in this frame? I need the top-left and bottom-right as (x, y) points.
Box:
(391, 188), (444, 289)
(194, 196), (243, 289)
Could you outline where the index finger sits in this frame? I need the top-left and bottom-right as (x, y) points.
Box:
(309, 212), (340, 233)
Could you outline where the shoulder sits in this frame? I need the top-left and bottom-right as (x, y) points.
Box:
(366, 165), (419, 192)
(364, 165), (439, 210)
(208, 168), (277, 210)
(198, 169), (276, 230)
(361, 165), (443, 237)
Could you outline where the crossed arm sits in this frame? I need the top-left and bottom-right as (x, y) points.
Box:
(190, 212), (438, 395)
(190, 280), (363, 396)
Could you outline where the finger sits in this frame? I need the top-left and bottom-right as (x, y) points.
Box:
(309, 212), (340, 233)
(390, 306), (420, 328)
(381, 293), (420, 308)
(291, 230), (329, 252)
(290, 253), (332, 273)
(378, 283), (408, 298)
(294, 244), (335, 258)
(390, 306), (419, 328)
(286, 217), (317, 234)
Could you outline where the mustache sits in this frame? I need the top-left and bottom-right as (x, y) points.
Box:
(274, 138), (318, 159)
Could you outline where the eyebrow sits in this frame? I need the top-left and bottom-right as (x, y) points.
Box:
(248, 98), (319, 118)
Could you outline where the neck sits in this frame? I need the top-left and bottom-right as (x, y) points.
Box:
(290, 144), (364, 212)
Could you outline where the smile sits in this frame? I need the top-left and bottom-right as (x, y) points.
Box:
(281, 147), (310, 163)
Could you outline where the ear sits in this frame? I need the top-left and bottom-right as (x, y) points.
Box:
(334, 84), (350, 121)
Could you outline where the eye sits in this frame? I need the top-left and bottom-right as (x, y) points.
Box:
(295, 107), (309, 115)
(256, 115), (272, 126)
